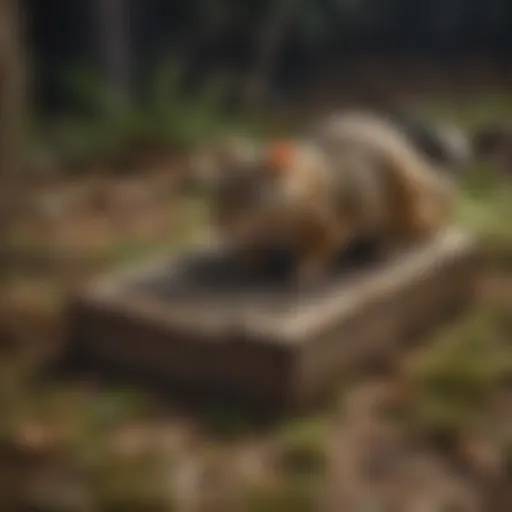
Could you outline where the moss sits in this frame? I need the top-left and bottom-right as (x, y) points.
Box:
(501, 438), (512, 476)
(201, 407), (257, 441)
(242, 476), (321, 512)
(402, 310), (512, 445)
(275, 417), (329, 477)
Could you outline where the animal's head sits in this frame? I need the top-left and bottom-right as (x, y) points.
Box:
(193, 137), (302, 248)
(212, 139), (304, 248)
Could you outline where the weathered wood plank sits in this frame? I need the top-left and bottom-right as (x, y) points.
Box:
(67, 228), (479, 411)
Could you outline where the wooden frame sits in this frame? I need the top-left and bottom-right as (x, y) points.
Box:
(67, 228), (479, 412)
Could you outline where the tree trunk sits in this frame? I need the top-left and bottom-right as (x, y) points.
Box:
(0, 0), (25, 174)
(0, 0), (27, 255)
(243, 0), (294, 111)
(92, 0), (132, 96)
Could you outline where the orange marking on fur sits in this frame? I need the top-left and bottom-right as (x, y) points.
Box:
(267, 141), (296, 173)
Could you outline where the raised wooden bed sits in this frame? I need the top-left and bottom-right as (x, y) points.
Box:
(67, 228), (479, 412)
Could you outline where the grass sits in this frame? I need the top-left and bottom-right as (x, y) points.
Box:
(502, 438), (512, 475)
(2, 93), (512, 510)
(456, 173), (512, 269)
(89, 450), (173, 512)
(381, 107), (512, 450)
(0, 367), (173, 511)
(27, 61), (268, 176)
(422, 94), (512, 129)
(199, 405), (258, 441)
(424, 94), (512, 268)
(406, 103), (512, 448)
(1, 193), (209, 284)
(242, 476), (321, 512)
(275, 417), (329, 477)
(401, 306), (512, 447)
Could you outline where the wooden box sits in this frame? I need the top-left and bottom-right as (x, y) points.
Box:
(67, 228), (479, 412)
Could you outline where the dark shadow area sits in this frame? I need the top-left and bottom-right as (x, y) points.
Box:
(49, 237), (389, 423)
(127, 237), (384, 304)
(50, 343), (322, 431)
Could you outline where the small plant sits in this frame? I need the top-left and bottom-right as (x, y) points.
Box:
(201, 404), (256, 440)
(242, 476), (321, 512)
(275, 417), (329, 477)
(461, 165), (504, 201)
(501, 438), (512, 476)
(0, 360), (171, 511)
(88, 449), (173, 512)
(402, 310), (512, 448)
(43, 59), (254, 173)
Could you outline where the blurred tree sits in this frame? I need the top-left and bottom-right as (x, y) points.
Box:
(0, 0), (26, 175)
(0, 0), (27, 254)
(242, 0), (339, 110)
(21, 0), (512, 115)
(92, 0), (132, 96)
(242, 0), (295, 109)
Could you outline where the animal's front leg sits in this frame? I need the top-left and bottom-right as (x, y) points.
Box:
(235, 243), (270, 277)
(295, 248), (333, 285)
(294, 214), (349, 286)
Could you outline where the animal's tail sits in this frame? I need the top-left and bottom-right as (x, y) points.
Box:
(316, 111), (456, 236)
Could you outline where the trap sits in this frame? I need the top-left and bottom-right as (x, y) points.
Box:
(67, 228), (479, 412)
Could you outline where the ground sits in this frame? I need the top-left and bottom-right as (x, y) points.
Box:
(0, 97), (511, 511)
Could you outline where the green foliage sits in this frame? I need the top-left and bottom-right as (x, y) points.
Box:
(275, 417), (329, 477)
(40, 59), (243, 171)
(423, 96), (512, 129)
(403, 309), (512, 444)
(457, 170), (512, 269)
(0, 366), (173, 511)
(242, 476), (320, 512)
(425, 94), (512, 269)
(501, 437), (512, 474)
(292, 0), (337, 45)
(58, 68), (139, 166)
(145, 61), (229, 148)
(89, 450), (172, 512)
(200, 404), (257, 440)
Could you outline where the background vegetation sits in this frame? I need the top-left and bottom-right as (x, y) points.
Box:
(0, 0), (511, 511)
